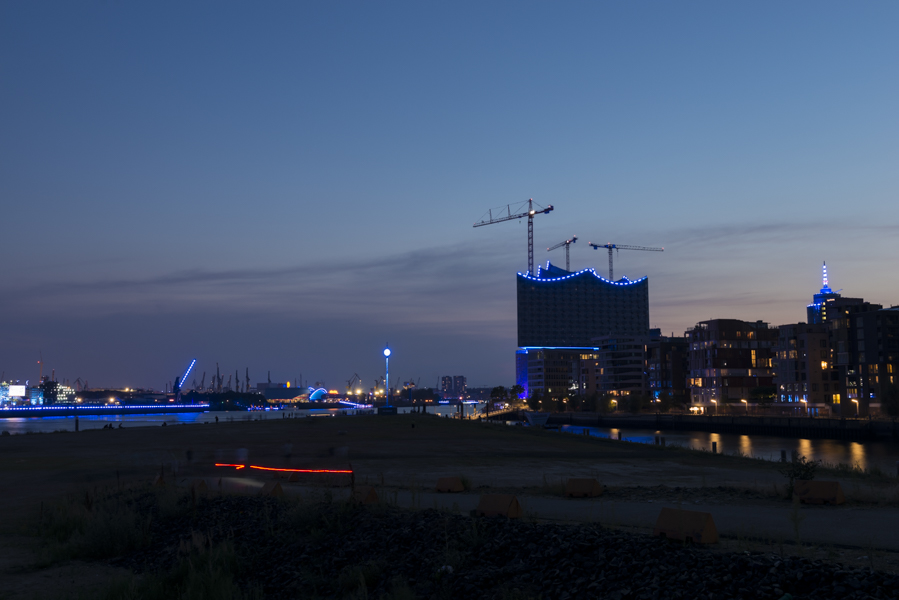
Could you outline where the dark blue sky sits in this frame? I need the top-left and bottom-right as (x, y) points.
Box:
(2, 2), (898, 390)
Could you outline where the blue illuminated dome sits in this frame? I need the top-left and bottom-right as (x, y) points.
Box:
(308, 387), (329, 401)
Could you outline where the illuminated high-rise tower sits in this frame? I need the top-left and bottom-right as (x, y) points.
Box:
(807, 262), (841, 324)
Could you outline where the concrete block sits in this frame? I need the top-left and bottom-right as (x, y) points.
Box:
(352, 486), (379, 504)
(653, 507), (718, 544)
(793, 480), (845, 505)
(474, 494), (523, 518)
(435, 477), (465, 493)
(565, 478), (603, 498)
(259, 481), (284, 497)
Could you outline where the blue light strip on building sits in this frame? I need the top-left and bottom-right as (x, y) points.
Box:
(517, 268), (647, 285)
(519, 346), (600, 350)
(0, 404), (211, 411)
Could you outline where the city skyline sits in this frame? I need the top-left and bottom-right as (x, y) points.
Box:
(2, 2), (898, 388)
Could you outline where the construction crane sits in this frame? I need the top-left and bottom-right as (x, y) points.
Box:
(199, 372), (206, 391)
(588, 243), (664, 281)
(473, 198), (554, 276)
(547, 236), (577, 271)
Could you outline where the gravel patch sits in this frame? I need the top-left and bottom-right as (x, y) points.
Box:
(112, 492), (899, 599)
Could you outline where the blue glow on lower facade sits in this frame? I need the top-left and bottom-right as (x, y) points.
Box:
(519, 346), (599, 350)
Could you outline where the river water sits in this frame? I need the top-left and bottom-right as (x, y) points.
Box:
(0, 404), (481, 435)
(557, 424), (899, 475)
(4, 406), (896, 474)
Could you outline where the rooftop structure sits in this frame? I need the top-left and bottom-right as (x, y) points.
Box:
(517, 262), (649, 348)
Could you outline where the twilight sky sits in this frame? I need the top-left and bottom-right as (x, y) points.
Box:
(1, 2), (898, 390)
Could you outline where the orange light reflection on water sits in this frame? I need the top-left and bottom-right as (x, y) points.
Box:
(849, 442), (866, 471)
(739, 435), (752, 457)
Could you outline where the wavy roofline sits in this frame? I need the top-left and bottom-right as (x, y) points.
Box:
(517, 267), (647, 286)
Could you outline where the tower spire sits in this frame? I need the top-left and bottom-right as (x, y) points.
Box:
(820, 261), (832, 294)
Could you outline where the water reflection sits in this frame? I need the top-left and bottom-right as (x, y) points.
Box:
(558, 424), (899, 474)
(850, 442), (866, 469)
(799, 438), (813, 459)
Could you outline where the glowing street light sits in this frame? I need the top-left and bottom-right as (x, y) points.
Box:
(851, 398), (859, 417)
(800, 398), (808, 417)
(741, 399), (748, 413)
(711, 399), (717, 415)
(383, 345), (391, 407)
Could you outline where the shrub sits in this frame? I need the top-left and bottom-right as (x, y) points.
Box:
(778, 454), (821, 497)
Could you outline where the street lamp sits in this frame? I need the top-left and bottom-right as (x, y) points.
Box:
(711, 399), (717, 415)
(383, 345), (391, 407)
(800, 398), (808, 417)
(741, 399), (748, 414)
(851, 398), (859, 417)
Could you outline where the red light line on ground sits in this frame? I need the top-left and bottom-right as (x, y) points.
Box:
(214, 463), (352, 474)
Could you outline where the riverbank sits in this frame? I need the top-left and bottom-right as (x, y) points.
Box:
(2, 414), (899, 597)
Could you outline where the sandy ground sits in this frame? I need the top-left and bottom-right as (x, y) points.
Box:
(2, 413), (899, 596)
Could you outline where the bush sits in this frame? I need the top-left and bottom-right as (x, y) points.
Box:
(778, 454), (821, 497)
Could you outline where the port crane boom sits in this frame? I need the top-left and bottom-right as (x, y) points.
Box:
(346, 373), (361, 394)
(588, 243), (663, 281)
(546, 236), (577, 271)
(474, 198), (554, 276)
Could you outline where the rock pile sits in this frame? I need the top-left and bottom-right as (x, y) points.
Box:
(116, 493), (898, 599)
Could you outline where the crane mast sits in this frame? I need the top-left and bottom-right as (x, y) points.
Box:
(588, 243), (664, 280)
(546, 235), (577, 271)
(473, 198), (554, 276)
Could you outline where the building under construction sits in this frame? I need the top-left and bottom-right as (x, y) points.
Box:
(516, 262), (650, 399)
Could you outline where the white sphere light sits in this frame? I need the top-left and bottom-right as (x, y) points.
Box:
(383, 348), (391, 357)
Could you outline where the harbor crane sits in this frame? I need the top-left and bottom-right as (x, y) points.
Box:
(346, 373), (361, 395)
(473, 198), (554, 276)
(588, 243), (664, 281)
(546, 236), (577, 271)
